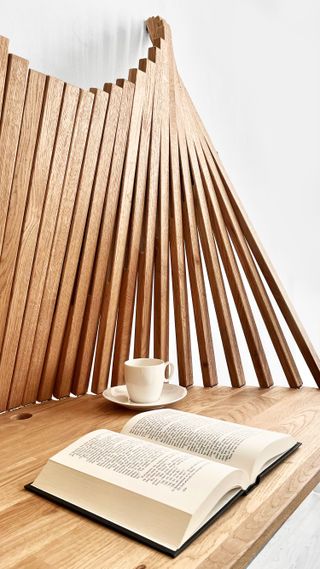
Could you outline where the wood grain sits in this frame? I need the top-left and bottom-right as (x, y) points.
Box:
(175, 71), (217, 387)
(1, 386), (319, 569)
(7, 84), (82, 410)
(0, 36), (9, 120)
(210, 155), (302, 388)
(188, 108), (273, 388)
(178, 84), (245, 388)
(69, 79), (134, 396)
(148, 22), (170, 364)
(181, 80), (320, 388)
(181, 77), (300, 387)
(111, 53), (157, 385)
(39, 85), (121, 401)
(247, 489), (320, 569)
(0, 54), (28, 257)
(165, 24), (193, 387)
(20, 90), (95, 406)
(0, 76), (64, 411)
(152, 38), (170, 363)
(92, 67), (146, 393)
(0, 71), (46, 353)
(28, 90), (108, 403)
(133, 42), (164, 362)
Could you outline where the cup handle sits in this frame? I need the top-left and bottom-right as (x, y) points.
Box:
(164, 361), (174, 382)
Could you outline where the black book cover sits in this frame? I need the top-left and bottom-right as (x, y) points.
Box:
(25, 442), (301, 557)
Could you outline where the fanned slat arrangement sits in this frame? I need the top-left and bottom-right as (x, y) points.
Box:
(0, 17), (319, 412)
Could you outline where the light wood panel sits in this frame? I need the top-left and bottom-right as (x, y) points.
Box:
(210, 152), (302, 388)
(175, 74), (217, 387)
(0, 71), (46, 352)
(0, 76), (64, 411)
(7, 84), (82, 410)
(247, 488), (320, 569)
(178, 82), (245, 388)
(91, 67), (147, 393)
(1, 387), (319, 569)
(111, 52), (158, 385)
(69, 78), (135, 396)
(153, 37), (170, 363)
(25, 90), (108, 404)
(39, 85), (121, 401)
(133, 41), (165, 362)
(0, 54), (28, 257)
(132, 39), (168, 364)
(166, 22), (193, 388)
(192, 121), (273, 388)
(0, 36), (9, 119)
(150, 18), (170, 361)
(19, 91), (95, 407)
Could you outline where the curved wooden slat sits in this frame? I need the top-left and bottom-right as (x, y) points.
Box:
(69, 78), (135, 396)
(0, 54), (28, 256)
(0, 36), (9, 121)
(8, 84), (85, 409)
(0, 16), (319, 413)
(29, 90), (109, 403)
(112, 49), (159, 385)
(91, 67), (147, 393)
(39, 84), (122, 400)
(0, 70), (46, 354)
(0, 76), (65, 411)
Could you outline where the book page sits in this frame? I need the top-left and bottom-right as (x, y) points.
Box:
(122, 409), (296, 483)
(49, 429), (243, 513)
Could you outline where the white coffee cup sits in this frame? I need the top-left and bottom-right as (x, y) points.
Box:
(124, 358), (175, 403)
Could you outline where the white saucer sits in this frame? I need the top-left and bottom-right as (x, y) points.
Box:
(102, 383), (187, 410)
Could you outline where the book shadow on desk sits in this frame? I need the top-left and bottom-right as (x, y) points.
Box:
(25, 408), (301, 557)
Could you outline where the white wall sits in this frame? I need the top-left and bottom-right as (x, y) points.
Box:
(1, 0), (319, 387)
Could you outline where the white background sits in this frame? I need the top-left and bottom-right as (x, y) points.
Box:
(1, 0), (319, 387)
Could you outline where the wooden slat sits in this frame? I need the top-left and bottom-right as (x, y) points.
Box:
(146, 27), (170, 363)
(27, 90), (108, 403)
(175, 72), (217, 387)
(178, 82), (245, 388)
(187, 103), (273, 388)
(222, 184), (320, 386)
(182, 81), (301, 387)
(6, 84), (81, 410)
(92, 67), (147, 393)
(132, 46), (163, 362)
(131, 34), (169, 364)
(111, 52), (158, 385)
(0, 54), (29, 255)
(206, 153), (303, 388)
(66, 80), (134, 397)
(182, 81), (320, 387)
(0, 71), (46, 353)
(153, 40), (170, 363)
(146, 16), (164, 43)
(165, 25), (193, 387)
(201, 142), (302, 389)
(0, 76), (64, 411)
(0, 36), (9, 120)
(18, 91), (95, 407)
(38, 85), (121, 401)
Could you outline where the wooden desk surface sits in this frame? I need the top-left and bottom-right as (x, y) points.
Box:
(1, 386), (319, 569)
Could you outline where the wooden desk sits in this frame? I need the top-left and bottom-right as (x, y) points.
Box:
(1, 386), (319, 569)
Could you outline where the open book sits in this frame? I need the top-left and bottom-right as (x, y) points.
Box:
(26, 409), (300, 556)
